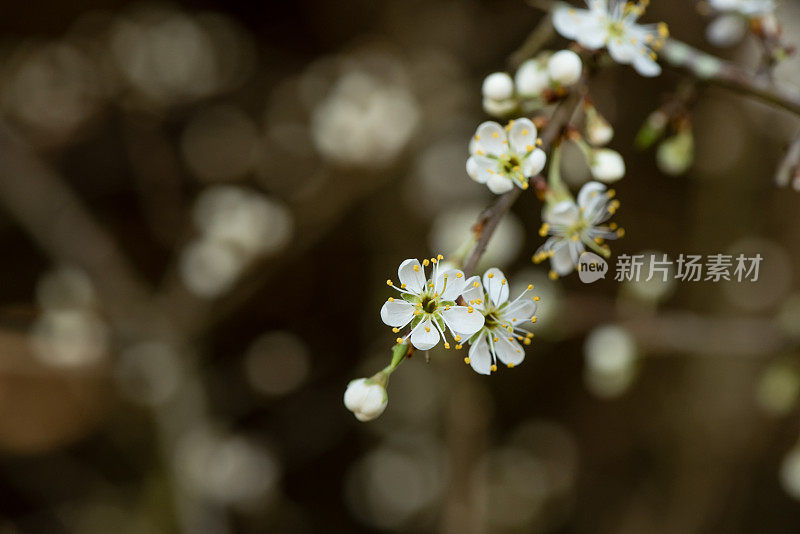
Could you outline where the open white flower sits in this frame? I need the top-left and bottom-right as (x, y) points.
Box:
(381, 256), (484, 351)
(553, 0), (669, 77)
(460, 269), (538, 375)
(534, 181), (622, 277)
(467, 118), (547, 194)
(344, 377), (388, 421)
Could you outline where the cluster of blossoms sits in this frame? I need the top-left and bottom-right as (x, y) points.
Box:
(482, 49), (584, 117)
(704, 0), (776, 47)
(553, 0), (669, 77)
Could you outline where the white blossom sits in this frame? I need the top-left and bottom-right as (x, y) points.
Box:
(705, 0), (774, 47)
(344, 377), (388, 422)
(585, 105), (614, 145)
(547, 50), (583, 86)
(553, 0), (669, 77)
(589, 148), (626, 182)
(467, 118), (547, 194)
(534, 181), (622, 277)
(460, 268), (539, 375)
(381, 256), (484, 351)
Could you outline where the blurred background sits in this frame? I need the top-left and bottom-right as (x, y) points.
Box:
(0, 0), (799, 532)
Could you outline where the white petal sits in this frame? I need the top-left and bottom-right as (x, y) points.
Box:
(577, 181), (607, 209)
(486, 174), (514, 194)
(442, 306), (485, 336)
(545, 201), (580, 227)
(551, 241), (577, 275)
(494, 333), (525, 366)
(522, 148), (547, 177)
(468, 333), (493, 375)
(632, 51), (662, 77)
(461, 276), (486, 312)
(501, 299), (537, 324)
(398, 258), (426, 293)
(468, 155), (499, 184)
(706, 14), (748, 47)
(474, 121), (508, 157)
(508, 118), (538, 154)
(553, 6), (593, 40)
(608, 37), (637, 64)
(410, 318), (440, 351)
(435, 269), (467, 301)
(483, 267), (510, 307)
(380, 299), (415, 328)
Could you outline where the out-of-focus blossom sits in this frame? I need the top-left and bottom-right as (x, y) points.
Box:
(706, 0), (775, 46)
(589, 148), (626, 182)
(31, 309), (109, 367)
(467, 118), (547, 194)
(657, 129), (695, 175)
(115, 342), (184, 407)
(460, 268), (539, 374)
(585, 104), (614, 146)
(482, 72), (515, 101)
(344, 377), (389, 422)
(515, 58), (550, 98)
(311, 70), (418, 167)
(179, 237), (246, 298)
(553, 0), (668, 77)
(583, 324), (638, 398)
(534, 182), (621, 277)
(756, 362), (800, 416)
(547, 50), (583, 86)
(381, 257), (484, 351)
(781, 447), (800, 500)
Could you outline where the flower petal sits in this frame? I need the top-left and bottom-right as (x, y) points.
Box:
(483, 267), (510, 307)
(553, 7), (595, 40)
(474, 121), (508, 157)
(487, 174), (514, 194)
(435, 269), (467, 301)
(468, 333), (493, 375)
(380, 299), (415, 328)
(500, 299), (537, 324)
(442, 306), (485, 336)
(398, 258), (426, 293)
(461, 276), (486, 312)
(577, 181), (607, 209)
(631, 50), (662, 77)
(508, 118), (538, 154)
(410, 318), (440, 351)
(493, 332), (525, 367)
(545, 201), (580, 227)
(551, 240), (577, 275)
(468, 155), (499, 184)
(522, 148), (547, 177)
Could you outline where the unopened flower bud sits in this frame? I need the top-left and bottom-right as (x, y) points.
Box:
(514, 59), (549, 97)
(585, 105), (614, 146)
(482, 97), (517, 118)
(656, 130), (694, 176)
(344, 377), (388, 422)
(635, 110), (668, 150)
(547, 50), (583, 87)
(706, 13), (748, 47)
(590, 148), (626, 182)
(482, 72), (514, 101)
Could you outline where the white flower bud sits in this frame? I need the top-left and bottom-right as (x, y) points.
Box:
(590, 148), (625, 182)
(481, 72), (514, 101)
(514, 59), (549, 97)
(706, 14), (748, 47)
(586, 107), (614, 146)
(584, 325), (637, 398)
(344, 377), (388, 422)
(656, 131), (694, 176)
(482, 97), (517, 118)
(547, 50), (583, 87)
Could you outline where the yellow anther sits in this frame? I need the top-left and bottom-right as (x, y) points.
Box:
(456, 272), (463, 278)
(425, 326), (430, 332)
(492, 132), (499, 138)
(609, 222), (618, 230)
(501, 279), (507, 285)
(549, 270), (558, 280)
(526, 144), (533, 151)
(512, 318), (517, 322)
(445, 305), (450, 310)
(388, 297), (394, 302)
(526, 332), (534, 338)
(473, 281), (479, 287)
(396, 337), (404, 344)
(444, 342), (450, 349)
(437, 254), (444, 260)
(572, 235), (579, 241)
(490, 364), (498, 372)
(536, 138), (543, 146)
(386, 280), (393, 286)
(617, 228), (626, 237)
(488, 273), (494, 278)
(392, 327), (400, 333)
(531, 316), (537, 323)
(521, 129), (529, 135)
(607, 189), (616, 198)
(414, 310), (421, 316)
(508, 336), (514, 341)
(533, 296), (540, 301)
(456, 344), (463, 350)
(527, 284), (533, 290)
(522, 182), (529, 190)
(475, 135), (480, 141)
(524, 338), (531, 345)
(423, 259), (430, 266)
(468, 306), (474, 313)
(539, 223), (549, 237)
(413, 265), (420, 272)
(400, 283), (407, 289)
(455, 335), (461, 341)
(464, 357), (471, 364)
(507, 363), (515, 368)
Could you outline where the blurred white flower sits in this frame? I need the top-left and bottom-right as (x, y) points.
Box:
(482, 72), (515, 101)
(36, 266), (95, 311)
(781, 447), (800, 500)
(192, 185), (293, 257)
(756, 363), (800, 416)
(460, 268), (538, 374)
(589, 148), (626, 182)
(31, 309), (109, 367)
(344, 377), (389, 422)
(311, 70), (418, 167)
(585, 105), (614, 146)
(583, 325), (637, 398)
(115, 342), (184, 407)
(708, 0), (774, 16)
(514, 59), (550, 98)
(706, 14), (749, 46)
(534, 182), (621, 277)
(467, 118), (547, 194)
(547, 50), (583, 86)
(179, 237), (245, 298)
(657, 130), (694, 175)
(553, 0), (668, 77)
(381, 257), (484, 351)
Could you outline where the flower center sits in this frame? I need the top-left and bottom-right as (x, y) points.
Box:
(420, 294), (439, 314)
(500, 154), (522, 175)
